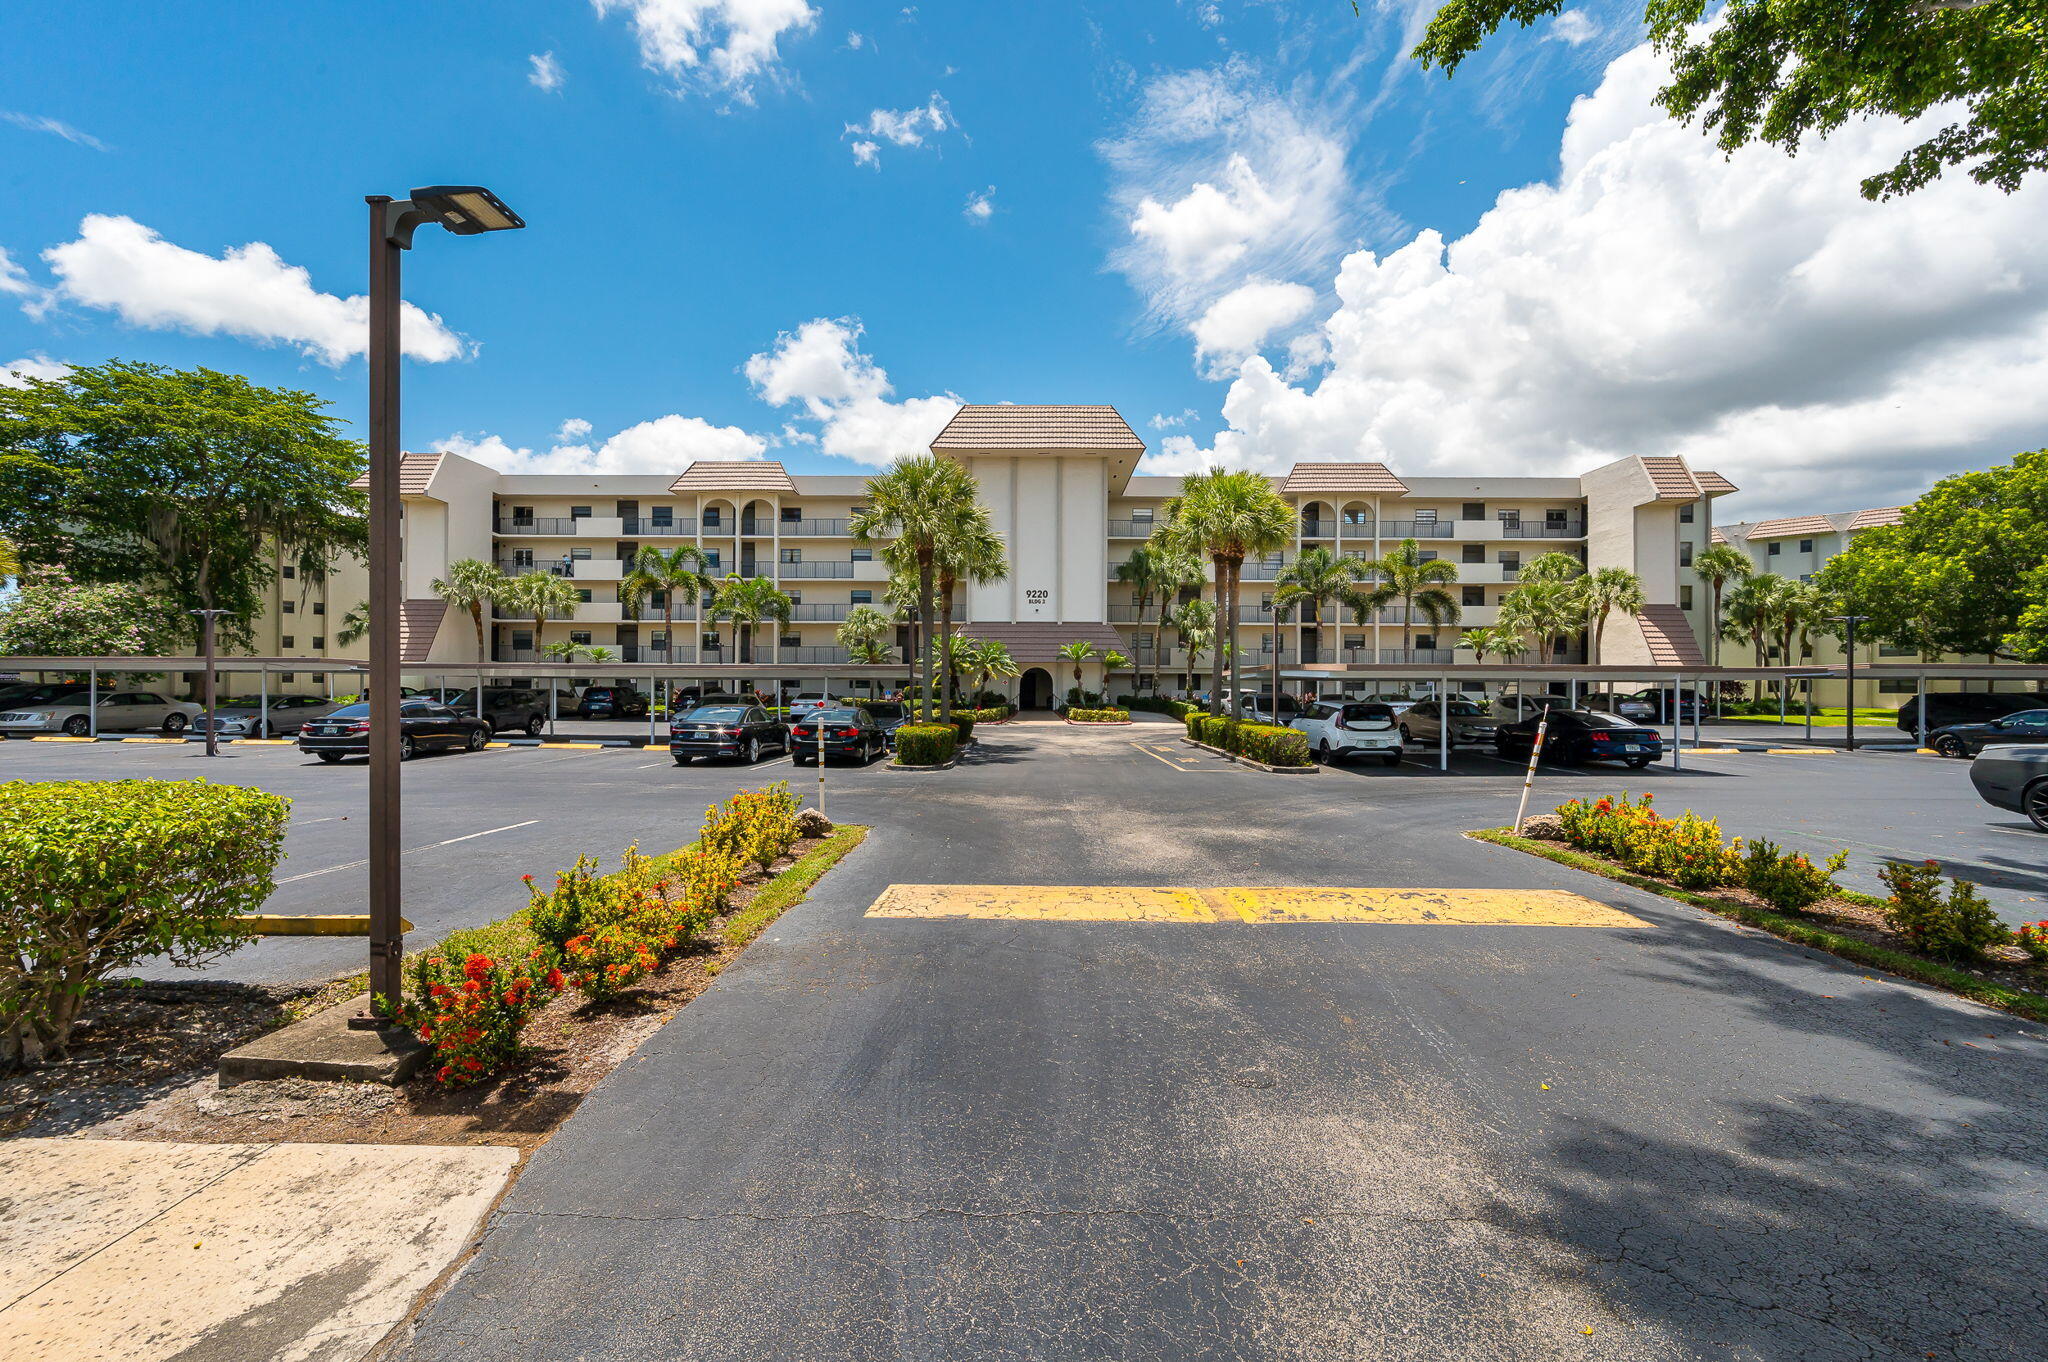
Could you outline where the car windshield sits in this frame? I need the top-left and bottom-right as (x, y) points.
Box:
(1341, 705), (1395, 728)
(329, 703), (370, 719)
(864, 703), (905, 719)
(687, 706), (749, 722)
(7, 686), (85, 704)
(1445, 699), (1488, 717)
(1575, 711), (1632, 728)
(804, 709), (860, 723)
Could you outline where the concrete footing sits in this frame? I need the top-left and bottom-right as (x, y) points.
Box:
(217, 993), (428, 1088)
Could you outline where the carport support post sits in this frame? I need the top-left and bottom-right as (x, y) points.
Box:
(549, 682), (557, 737)
(475, 668), (484, 724)
(1671, 673), (1682, 770)
(88, 665), (97, 739)
(1438, 675), (1448, 771)
(259, 668), (268, 740)
(648, 669), (658, 746)
(1916, 679), (1927, 746)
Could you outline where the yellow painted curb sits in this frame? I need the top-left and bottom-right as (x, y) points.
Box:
(237, 738), (296, 746)
(28, 735), (96, 742)
(1686, 747), (1740, 755)
(865, 884), (1645, 927)
(544, 741), (607, 750)
(121, 737), (190, 745)
(486, 741), (515, 749)
(1765, 747), (1836, 755)
(234, 913), (414, 935)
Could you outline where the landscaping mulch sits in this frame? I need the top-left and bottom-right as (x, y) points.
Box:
(15, 827), (867, 1150)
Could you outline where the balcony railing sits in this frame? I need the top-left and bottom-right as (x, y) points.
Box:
(497, 558), (571, 577)
(1240, 557), (1290, 580)
(1362, 520), (1455, 539)
(1299, 521), (1333, 538)
(779, 645), (851, 664)
(778, 561), (854, 579)
(619, 516), (697, 536)
(1108, 519), (1160, 538)
(776, 518), (851, 536)
(495, 517), (586, 536)
(1503, 520), (1585, 538)
(791, 602), (851, 621)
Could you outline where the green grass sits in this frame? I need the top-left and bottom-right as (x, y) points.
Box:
(1719, 708), (1898, 724)
(1470, 827), (2048, 1025)
(720, 825), (869, 950)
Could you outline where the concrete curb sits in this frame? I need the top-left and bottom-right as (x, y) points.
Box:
(1063, 718), (1134, 726)
(1180, 736), (1318, 774)
(887, 757), (959, 772)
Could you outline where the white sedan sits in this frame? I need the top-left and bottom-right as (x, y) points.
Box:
(0, 689), (204, 737)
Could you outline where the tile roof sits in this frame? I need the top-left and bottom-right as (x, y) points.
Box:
(1710, 528), (1728, 544)
(1638, 456), (1703, 501)
(1847, 506), (1905, 531)
(667, 460), (799, 494)
(1693, 469), (1738, 497)
(1637, 605), (1705, 666)
(398, 599), (447, 665)
(962, 621), (1131, 665)
(931, 405), (1145, 453)
(349, 452), (443, 496)
(1278, 462), (1409, 496)
(1745, 514), (1837, 540)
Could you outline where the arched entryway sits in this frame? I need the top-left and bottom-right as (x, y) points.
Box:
(1019, 667), (1054, 710)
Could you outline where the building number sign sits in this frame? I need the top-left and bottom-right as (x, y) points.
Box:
(1025, 589), (1049, 605)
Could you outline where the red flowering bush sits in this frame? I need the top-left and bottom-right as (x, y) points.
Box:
(1554, 793), (1846, 906)
(562, 927), (661, 1003)
(2015, 922), (2048, 963)
(403, 950), (560, 1087)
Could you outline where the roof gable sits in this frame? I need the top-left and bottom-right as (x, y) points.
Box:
(667, 460), (799, 495)
(932, 405), (1145, 453)
(1279, 463), (1408, 496)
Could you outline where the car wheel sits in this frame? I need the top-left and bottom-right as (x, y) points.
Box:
(1382, 753), (1401, 767)
(1934, 734), (1968, 758)
(1399, 723), (1413, 743)
(162, 712), (189, 734)
(525, 715), (546, 736)
(1315, 740), (1331, 766)
(673, 753), (691, 767)
(399, 735), (416, 762)
(466, 728), (486, 752)
(62, 715), (91, 737)
(745, 736), (761, 764)
(2025, 779), (2048, 833)
(317, 752), (345, 764)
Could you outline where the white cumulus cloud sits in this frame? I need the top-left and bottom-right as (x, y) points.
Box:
(593, 0), (818, 101)
(844, 92), (953, 166)
(964, 186), (996, 223)
(437, 413), (765, 475)
(1190, 278), (1317, 377)
(1546, 10), (1601, 45)
(745, 316), (960, 466)
(1146, 39), (2048, 517)
(0, 354), (70, 389)
(0, 246), (42, 305)
(39, 214), (465, 365)
(528, 51), (566, 92)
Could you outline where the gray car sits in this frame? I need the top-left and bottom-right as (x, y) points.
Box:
(1398, 696), (1499, 748)
(1970, 745), (2048, 832)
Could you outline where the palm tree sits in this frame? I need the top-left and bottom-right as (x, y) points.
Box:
(1158, 470), (1294, 715)
(1351, 538), (1462, 663)
(942, 632), (983, 709)
(431, 558), (507, 661)
(1057, 640), (1097, 705)
(1175, 597), (1216, 692)
(1520, 551), (1586, 585)
(627, 544), (713, 662)
(934, 506), (1007, 725)
(1274, 544), (1370, 719)
(710, 574), (793, 665)
(1137, 543), (1203, 695)
(336, 600), (370, 648)
(541, 639), (589, 665)
(968, 638), (1019, 705)
(1581, 566), (1647, 660)
(836, 603), (893, 695)
(852, 455), (980, 723)
(504, 572), (581, 661)
(1101, 650), (1130, 700)
(1497, 581), (1583, 662)
(1461, 623), (1525, 664)
(845, 637), (891, 695)
(1692, 543), (1754, 667)
(1115, 544), (1165, 692)
(1721, 574), (1779, 677)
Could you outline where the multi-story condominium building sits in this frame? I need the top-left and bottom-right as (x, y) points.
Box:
(251, 406), (1738, 704)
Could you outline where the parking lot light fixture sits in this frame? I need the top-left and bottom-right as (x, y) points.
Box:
(1830, 614), (1872, 751)
(364, 184), (524, 1017)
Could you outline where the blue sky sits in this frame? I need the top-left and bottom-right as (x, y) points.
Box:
(5, 2), (2046, 518)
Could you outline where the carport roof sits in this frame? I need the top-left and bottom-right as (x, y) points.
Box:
(963, 622), (1129, 665)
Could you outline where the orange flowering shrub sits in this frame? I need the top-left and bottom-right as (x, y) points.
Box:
(525, 855), (609, 958)
(562, 926), (661, 1003)
(2015, 921), (2048, 963)
(1555, 793), (1846, 907)
(403, 950), (562, 1087)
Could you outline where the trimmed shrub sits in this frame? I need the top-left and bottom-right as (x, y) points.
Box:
(1880, 859), (2011, 961)
(1736, 837), (1847, 914)
(952, 714), (976, 743)
(1237, 722), (1311, 767)
(1, 779), (287, 1067)
(1067, 707), (1130, 723)
(895, 723), (959, 766)
(524, 855), (610, 959)
(1121, 696), (1197, 720)
(405, 949), (561, 1086)
(727, 783), (803, 873)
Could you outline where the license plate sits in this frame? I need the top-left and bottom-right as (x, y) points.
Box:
(1622, 744), (1644, 752)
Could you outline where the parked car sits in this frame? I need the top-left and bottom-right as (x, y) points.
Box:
(858, 700), (912, 748)
(1495, 708), (1664, 768)
(1971, 745), (2048, 832)
(0, 689), (203, 737)
(1927, 707), (2048, 758)
(296, 699), (491, 763)
(1608, 688), (1708, 723)
(1358, 692), (1422, 714)
(1490, 693), (1569, 724)
(195, 694), (342, 737)
(1398, 696), (1499, 748)
(668, 703), (789, 765)
(1291, 701), (1403, 767)
(0, 682), (87, 710)
(576, 684), (650, 719)
(787, 691), (834, 716)
(445, 687), (550, 736)
(1896, 691), (2048, 736)
(1230, 692), (1304, 723)
(790, 706), (888, 765)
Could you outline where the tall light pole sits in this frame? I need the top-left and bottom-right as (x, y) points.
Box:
(1830, 613), (1871, 752)
(190, 608), (229, 757)
(364, 186), (524, 1017)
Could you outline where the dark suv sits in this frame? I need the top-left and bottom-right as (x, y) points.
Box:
(447, 687), (549, 736)
(577, 685), (650, 719)
(1896, 692), (2048, 736)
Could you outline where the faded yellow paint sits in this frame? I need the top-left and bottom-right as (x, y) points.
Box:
(865, 884), (1645, 928)
(1765, 747), (1836, 756)
(867, 884), (1218, 922)
(234, 914), (414, 936)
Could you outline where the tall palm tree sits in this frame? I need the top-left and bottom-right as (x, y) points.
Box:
(968, 638), (1019, 705)
(628, 544), (713, 662)
(431, 558), (507, 661)
(505, 572), (581, 662)
(1101, 650), (1130, 699)
(1581, 566), (1647, 660)
(1692, 543), (1754, 667)
(836, 602), (893, 695)
(1057, 640), (1097, 703)
(942, 632), (983, 709)
(1274, 544), (1370, 718)
(1115, 544), (1165, 692)
(934, 506), (1007, 725)
(1351, 537), (1462, 663)
(1138, 544), (1203, 695)
(1158, 470), (1294, 715)
(845, 638), (891, 696)
(1497, 581), (1583, 662)
(853, 456), (980, 722)
(710, 574), (792, 665)
(1720, 574), (1780, 679)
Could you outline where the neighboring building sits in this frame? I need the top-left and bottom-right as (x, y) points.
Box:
(247, 406), (1737, 705)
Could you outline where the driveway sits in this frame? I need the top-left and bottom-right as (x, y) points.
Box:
(394, 723), (2048, 1360)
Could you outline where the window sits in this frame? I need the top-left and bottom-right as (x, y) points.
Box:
(781, 506), (801, 522)
(1461, 502), (1485, 521)
(781, 548), (802, 564)
(1679, 542), (1693, 567)
(1879, 644), (1916, 658)
(1679, 504), (1695, 523)
(1344, 635), (1364, 651)
(1497, 509), (1521, 527)
(785, 590), (801, 605)
(1879, 679), (1916, 694)
(570, 546), (592, 560)
(313, 601), (327, 616)
(650, 506), (673, 528)
(281, 601), (295, 614)
(851, 547), (873, 562)
(282, 565), (295, 579)
(513, 631), (533, 650)
(1132, 508), (1154, 523)
(650, 632), (668, 649)
(1412, 508), (1437, 523)
(1418, 550), (1438, 563)
(702, 507), (722, 527)
(651, 590), (669, 609)
(780, 635), (799, 648)
(571, 505), (592, 519)
(1799, 538), (1814, 553)
(511, 505), (535, 523)
(852, 589), (872, 604)
(1768, 541), (1781, 556)
(570, 631), (592, 646)
(1415, 635), (1436, 650)
(1546, 508), (1570, 526)
(311, 636), (325, 649)
(1462, 586), (1484, 607)
(281, 635), (295, 648)
(1680, 586), (1694, 611)
(701, 632), (721, 650)
(705, 551), (721, 570)
(1462, 544), (1484, 564)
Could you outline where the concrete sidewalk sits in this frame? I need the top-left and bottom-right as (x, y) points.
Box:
(0, 1137), (515, 1362)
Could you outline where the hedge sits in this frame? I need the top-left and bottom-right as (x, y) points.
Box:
(1067, 707), (1130, 723)
(952, 715), (976, 743)
(895, 723), (959, 766)
(1183, 713), (1311, 767)
(1, 779), (289, 1067)
(1118, 695), (1198, 720)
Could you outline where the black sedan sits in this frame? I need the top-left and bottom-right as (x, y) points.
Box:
(789, 707), (888, 765)
(669, 704), (788, 765)
(297, 700), (491, 763)
(1495, 708), (1664, 768)
(578, 684), (650, 719)
(1895, 691), (2047, 735)
(1971, 746), (2048, 832)
(858, 700), (911, 748)
(1928, 707), (2048, 758)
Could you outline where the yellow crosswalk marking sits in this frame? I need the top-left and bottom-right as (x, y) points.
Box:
(865, 884), (1644, 927)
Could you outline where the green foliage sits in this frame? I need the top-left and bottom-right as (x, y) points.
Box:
(2016, 921), (2048, 964)
(1555, 794), (1846, 908)
(1880, 859), (2012, 962)
(1119, 695), (1199, 719)
(0, 360), (368, 649)
(1185, 712), (1310, 766)
(895, 722), (958, 765)
(1410, 1), (2048, 201)
(405, 949), (560, 1086)
(0, 568), (183, 657)
(1157, 469), (1295, 710)
(523, 855), (611, 958)
(1349, 537), (1463, 657)
(1066, 707), (1130, 723)
(0, 779), (288, 1066)
(1736, 837), (1848, 914)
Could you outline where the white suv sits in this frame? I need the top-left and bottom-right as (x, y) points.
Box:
(1292, 701), (1404, 767)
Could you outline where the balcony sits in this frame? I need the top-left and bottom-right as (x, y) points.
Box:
(1108, 519), (1160, 538)
(1240, 557), (1291, 580)
(1298, 521), (1334, 538)
(779, 645), (852, 665)
(791, 602), (852, 621)
(779, 560), (855, 579)
(1361, 520), (1455, 539)
(1109, 605), (1167, 623)
(1503, 520), (1586, 538)
(497, 558), (570, 577)
(618, 516), (698, 536)
(775, 518), (852, 536)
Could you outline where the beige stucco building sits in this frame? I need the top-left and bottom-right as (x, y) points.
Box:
(246, 405), (1738, 705)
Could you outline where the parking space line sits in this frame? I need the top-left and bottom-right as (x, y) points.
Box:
(274, 820), (541, 884)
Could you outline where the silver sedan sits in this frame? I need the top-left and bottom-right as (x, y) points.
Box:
(0, 689), (205, 737)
